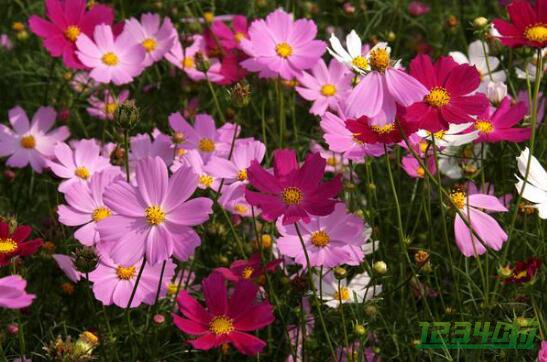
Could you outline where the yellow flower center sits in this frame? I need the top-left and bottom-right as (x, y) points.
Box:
(20, 135), (36, 149)
(141, 38), (157, 52)
(198, 138), (215, 153)
(74, 166), (90, 180)
(416, 167), (425, 177)
(320, 84), (337, 97)
(450, 191), (466, 209)
(177, 148), (187, 156)
(237, 169), (247, 181)
(209, 316), (234, 335)
(12, 22), (25, 32)
(333, 286), (350, 301)
(167, 283), (179, 295)
(524, 24), (547, 43)
(474, 120), (494, 134)
(145, 205), (165, 225)
(182, 56), (195, 69)
(419, 141), (429, 153)
(92, 207), (111, 222)
(352, 56), (368, 70)
(371, 123), (395, 134)
(282, 187), (303, 205)
(241, 266), (254, 279)
(116, 265), (136, 280)
(275, 42), (293, 58)
(433, 130), (446, 139)
(101, 52), (119, 66)
(0, 238), (18, 255)
(64, 25), (81, 42)
(233, 204), (248, 214)
(310, 230), (330, 247)
(425, 87), (450, 107)
(234, 32), (246, 43)
(369, 48), (390, 72)
(203, 11), (214, 24)
(199, 175), (214, 188)
(105, 102), (118, 115)
(80, 331), (99, 346)
(326, 157), (337, 166)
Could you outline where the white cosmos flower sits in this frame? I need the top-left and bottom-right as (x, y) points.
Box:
(515, 147), (547, 219)
(449, 40), (506, 93)
(314, 271), (381, 308)
(516, 49), (547, 82)
(438, 143), (486, 180)
(485, 81), (507, 105)
(328, 30), (370, 74)
(417, 122), (479, 148)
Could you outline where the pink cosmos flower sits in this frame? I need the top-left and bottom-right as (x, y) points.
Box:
(0, 106), (69, 173)
(401, 154), (436, 179)
(173, 149), (221, 191)
(69, 71), (97, 93)
(468, 96), (530, 143)
(52, 254), (82, 282)
(29, 0), (114, 69)
(75, 24), (145, 85)
(48, 139), (113, 193)
(345, 43), (429, 125)
(97, 157), (213, 265)
(336, 341), (380, 362)
(89, 249), (175, 308)
(245, 149), (342, 225)
(295, 59), (353, 116)
(518, 90), (544, 125)
(57, 168), (122, 246)
(0, 34), (13, 50)
(165, 35), (224, 83)
(87, 89), (130, 121)
(320, 111), (385, 161)
(205, 140), (266, 186)
(129, 132), (173, 170)
(211, 15), (249, 50)
(467, 181), (513, 210)
(493, 0), (547, 49)
(240, 9), (326, 80)
(215, 253), (280, 283)
(218, 183), (256, 217)
(538, 341), (547, 362)
(310, 142), (351, 175)
(276, 204), (364, 267)
(406, 54), (489, 132)
(172, 272), (274, 356)
(0, 275), (35, 309)
(451, 187), (508, 257)
(408, 1), (431, 16)
(0, 222), (43, 266)
(124, 13), (176, 67)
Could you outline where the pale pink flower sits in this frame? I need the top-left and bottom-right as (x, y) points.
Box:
(218, 182), (257, 217)
(52, 254), (82, 282)
(129, 132), (174, 171)
(172, 149), (220, 191)
(87, 89), (130, 120)
(401, 155), (436, 179)
(124, 13), (176, 66)
(0, 275), (35, 309)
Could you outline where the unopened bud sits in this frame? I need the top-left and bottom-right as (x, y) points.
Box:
(73, 246), (98, 273)
(230, 81), (251, 108)
(364, 304), (378, 317)
(473, 17), (488, 29)
(261, 234), (272, 249)
(6, 323), (19, 335)
(446, 15), (459, 28)
(386, 31), (396, 42)
(497, 265), (513, 279)
(115, 101), (139, 130)
(194, 53), (210, 72)
(171, 132), (185, 145)
(333, 266), (347, 280)
(153, 314), (165, 325)
(372, 261), (387, 275)
(354, 324), (366, 335)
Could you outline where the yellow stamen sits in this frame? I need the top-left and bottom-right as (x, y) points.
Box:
(199, 175), (214, 188)
(209, 316), (234, 335)
(310, 230), (330, 247)
(369, 48), (390, 72)
(203, 11), (214, 24)
(74, 166), (90, 180)
(92, 207), (111, 222)
(416, 167), (425, 177)
(116, 265), (136, 280)
(101, 52), (118, 66)
(182, 57), (194, 69)
(233, 204), (248, 214)
(237, 169), (247, 181)
(450, 191), (466, 209)
(425, 87), (450, 107)
(0, 238), (18, 255)
(105, 102), (118, 115)
(524, 24), (547, 43)
(352, 56), (368, 70)
(241, 266), (254, 279)
(326, 157), (337, 166)
(20, 135), (35, 149)
(371, 123), (395, 134)
(433, 130), (446, 139)
(320, 84), (337, 97)
(282, 187), (303, 205)
(333, 286), (350, 301)
(198, 138), (215, 153)
(145, 205), (165, 225)
(275, 42), (293, 58)
(64, 25), (81, 42)
(474, 120), (494, 134)
(167, 283), (179, 295)
(234, 32), (245, 43)
(141, 38), (157, 52)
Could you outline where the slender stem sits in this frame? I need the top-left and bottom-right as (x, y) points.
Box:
(206, 76), (226, 124)
(126, 259), (146, 309)
(123, 128), (130, 182)
(337, 280), (350, 349)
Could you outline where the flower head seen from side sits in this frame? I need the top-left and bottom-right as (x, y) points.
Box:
(0, 106), (69, 173)
(515, 147), (547, 219)
(48, 139), (114, 193)
(417, 122), (479, 148)
(328, 30), (370, 74)
(0, 275), (35, 309)
(493, 0), (547, 48)
(502, 257), (542, 284)
(315, 271), (381, 308)
(0, 222), (43, 266)
(344, 42), (429, 125)
(214, 253), (281, 283)
(295, 58), (353, 116)
(87, 89), (130, 121)
(172, 273), (274, 356)
(75, 24), (146, 85)
(239, 8), (326, 80)
(401, 154), (436, 179)
(245, 149), (342, 225)
(52, 254), (82, 283)
(451, 186), (508, 257)
(218, 183), (256, 218)
(28, 0), (114, 69)
(124, 13), (176, 67)
(470, 96), (530, 143)
(345, 109), (417, 145)
(98, 157), (213, 265)
(406, 54), (490, 132)
(57, 168), (122, 246)
(210, 15), (249, 50)
(276, 203), (365, 268)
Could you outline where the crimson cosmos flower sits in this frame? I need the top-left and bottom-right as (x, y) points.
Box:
(214, 253), (281, 283)
(493, 0), (547, 49)
(0, 222), (43, 266)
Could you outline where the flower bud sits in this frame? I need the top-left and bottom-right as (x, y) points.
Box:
(171, 132), (185, 145)
(60, 282), (75, 295)
(386, 31), (396, 42)
(3, 169), (16, 182)
(372, 261), (387, 275)
(446, 15), (459, 28)
(343, 2), (356, 15)
(203, 11), (214, 24)
(194, 53), (211, 72)
(73, 246), (98, 273)
(7, 323), (19, 335)
(261, 234), (272, 249)
(364, 304), (378, 317)
(473, 17), (488, 29)
(16, 30), (29, 41)
(497, 265), (513, 279)
(12, 22), (25, 32)
(333, 266), (347, 280)
(115, 101), (139, 130)
(153, 314), (165, 325)
(414, 250), (430, 265)
(354, 324), (366, 335)
(485, 81), (507, 105)
(230, 81), (251, 108)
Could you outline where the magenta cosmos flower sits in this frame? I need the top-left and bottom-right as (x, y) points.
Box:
(0, 222), (43, 267)
(89, 248), (175, 308)
(0, 106), (69, 173)
(29, 0), (114, 69)
(406, 54), (489, 132)
(245, 149), (342, 225)
(172, 273), (274, 356)
(124, 13), (176, 66)
(0, 275), (35, 309)
(215, 253), (281, 283)
(296, 58), (353, 116)
(211, 15), (249, 50)
(48, 139), (114, 193)
(469, 96), (530, 143)
(493, 0), (547, 48)
(57, 168), (122, 246)
(98, 156), (213, 265)
(240, 8), (326, 80)
(276, 203), (364, 267)
(87, 89), (130, 121)
(75, 24), (145, 85)
(345, 43), (429, 125)
(451, 188), (508, 257)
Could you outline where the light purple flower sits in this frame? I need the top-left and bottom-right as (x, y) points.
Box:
(0, 275), (35, 309)
(87, 89), (130, 121)
(53, 254), (83, 282)
(124, 13), (176, 66)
